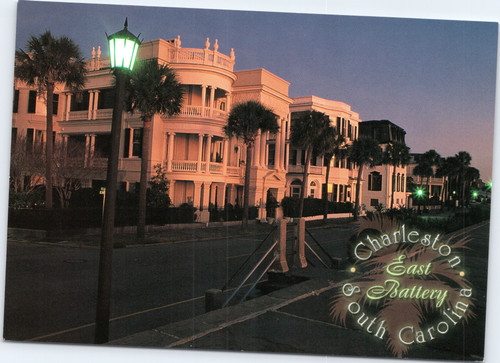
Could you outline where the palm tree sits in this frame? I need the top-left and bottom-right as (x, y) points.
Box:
(125, 59), (183, 239)
(436, 156), (459, 203)
(290, 111), (332, 218)
(455, 151), (472, 207)
(384, 141), (410, 209)
(313, 125), (345, 221)
(464, 166), (480, 205)
(15, 31), (87, 208)
(347, 136), (383, 220)
(224, 101), (278, 230)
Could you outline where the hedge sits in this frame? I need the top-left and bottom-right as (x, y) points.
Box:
(281, 197), (353, 218)
(8, 205), (196, 231)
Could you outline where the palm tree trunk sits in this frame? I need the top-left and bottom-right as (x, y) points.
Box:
(242, 143), (253, 230)
(323, 155), (332, 221)
(137, 117), (152, 240)
(354, 163), (363, 221)
(45, 82), (54, 208)
(298, 148), (312, 218)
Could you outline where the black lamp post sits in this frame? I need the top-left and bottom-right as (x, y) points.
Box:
(95, 19), (140, 344)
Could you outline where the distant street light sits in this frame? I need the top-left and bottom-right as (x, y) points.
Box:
(95, 18), (141, 344)
(415, 187), (425, 198)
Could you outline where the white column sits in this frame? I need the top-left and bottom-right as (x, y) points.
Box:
(93, 90), (99, 120)
(209, 86), (216, 117)
(197, 133), (204, 172)
(65, 93), (72, 121)
(167, 132), (175, 172)
(253, 130), (261, 166)
(84, 134), (91, 167)
(285, 143), (290, 170)
(275, 124), (282, 170)
(280, 119), (286, 170)
(87, 91), (94, 120)
(222, 138), (229, 174)
(260, 131), (267, 167)
(201, 182), (211, 210)
(201, 85), (207, 117)
(205, 134), (212, 165)
(90, 134), (96, 159)
(162, 132), (168, 165)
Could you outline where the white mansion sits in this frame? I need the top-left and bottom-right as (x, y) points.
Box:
(12, 35), (415, 221)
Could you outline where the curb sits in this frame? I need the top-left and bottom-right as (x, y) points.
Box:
(109, 278), (339, 348)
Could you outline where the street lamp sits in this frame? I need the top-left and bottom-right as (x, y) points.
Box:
(107, 18), (141, 70)
(95, 18), (141, 344)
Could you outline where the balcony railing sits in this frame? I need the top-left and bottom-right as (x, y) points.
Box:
(68, 110), (88, 121)
(166, 47), (235, 72)
(176, 105), (228, 120)
(172, 160), (197, 172)
(168, 160), (242, 177)
(287, 165), (324, 175)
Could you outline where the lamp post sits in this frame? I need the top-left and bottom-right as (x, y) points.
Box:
(95, 19), (140, 344)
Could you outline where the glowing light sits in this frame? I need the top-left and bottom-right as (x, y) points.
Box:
(487, 180), (492, 190)
(107, 19), (141, 71)
(350, 267), (356, 273)
(414, 188), (425, 198)
(459, 271), (465, 277)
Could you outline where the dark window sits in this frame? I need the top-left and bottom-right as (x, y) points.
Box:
(52, 94), (59, 115)
(332, 184), (338, 202)
(71, 91), (90, 111)
(13, 90), (19, 113)
(26, 128), (34, 153)
(95, 134), (111, 158)
(370, 199), (379, 207)
(27, 90), (37, 113)
(267, 143), (275, 166)
(97, 88), (115, 109)
(368, 172), (382, 191)
(132, 129), (142, 157)
(301, 150), (305, 165)
(289, 149), (297, 165)
(290, 179), (302, 198)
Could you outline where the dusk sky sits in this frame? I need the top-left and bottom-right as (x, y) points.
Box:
(14, 0), (498, 180)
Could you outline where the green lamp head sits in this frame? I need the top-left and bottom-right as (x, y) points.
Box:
(107, 18), (141, 71)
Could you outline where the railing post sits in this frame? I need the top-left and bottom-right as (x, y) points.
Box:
(294, 218), (307, 268)
(272, 219), (289, 273)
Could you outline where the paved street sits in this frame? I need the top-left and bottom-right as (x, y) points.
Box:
(3, 221), (356, 343)
(113, 221), (490, 361)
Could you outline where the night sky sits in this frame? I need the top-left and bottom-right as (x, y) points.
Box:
(13, 1), (498, 181)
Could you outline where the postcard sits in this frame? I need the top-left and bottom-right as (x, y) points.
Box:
(2, 1), (499, 363)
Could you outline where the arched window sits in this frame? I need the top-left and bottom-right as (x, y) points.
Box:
(402, 174), (405, 192)
(310, 181), (317, 198)
(397, 173), (401, 192)
(368, 172), (382, 191)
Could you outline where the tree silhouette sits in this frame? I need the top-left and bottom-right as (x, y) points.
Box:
(224, 101), (278, 229)
(15, 31), (87, 208)
(125, 59), (183, 239)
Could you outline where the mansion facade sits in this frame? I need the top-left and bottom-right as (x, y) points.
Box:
(12, 35), (418, 221)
